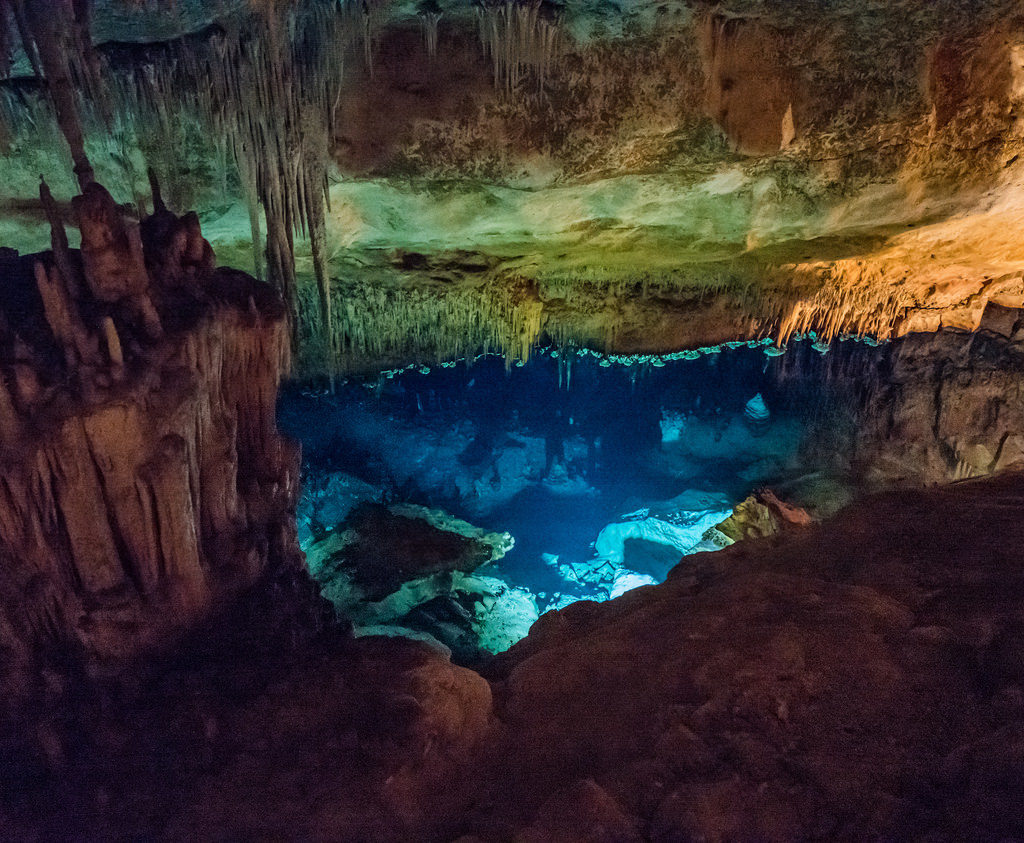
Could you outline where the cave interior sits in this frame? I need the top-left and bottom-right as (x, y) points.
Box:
(1, 0), (1024, 839)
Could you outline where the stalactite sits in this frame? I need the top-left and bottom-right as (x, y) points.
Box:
(417, 0), (442, 59)
(101, 0), (354, 344)
(299, 272), (548, 376)
(68, 0), (109, 124)
(22, 0), (94, 188)
(0, 2), (14, 80)
(39, 179), (82, 297)
(476, 0), (561, 94)
(8, 1), (41, 81)
(361, 1), (374, 76)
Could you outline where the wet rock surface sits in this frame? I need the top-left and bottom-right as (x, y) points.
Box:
(317, 502), (506, 602)
(304, 499), (531, 664)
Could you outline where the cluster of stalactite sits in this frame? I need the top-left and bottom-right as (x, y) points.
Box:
(475, 0), (561, 94)
(0, 0), (360, 350)
(417, 0), (443, 59)
(297, 273), (545, 374)
(0, 0), (105, 188)
(108, 1), (354, 342)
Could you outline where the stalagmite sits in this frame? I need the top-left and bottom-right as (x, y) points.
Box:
(101, 315), (125, 380)
(0, 373), (20, 441)
(0, 178), (299, 729)
(73, 181), (163, 338)
(34, 260), (80, 368)
(39, 179), (80, 297)
(742, 392), (771, 436)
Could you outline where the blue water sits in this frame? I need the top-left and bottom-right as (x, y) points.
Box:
(279, 343), (851, 602)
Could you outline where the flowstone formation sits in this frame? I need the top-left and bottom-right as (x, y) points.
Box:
(0, 177), (302, 741)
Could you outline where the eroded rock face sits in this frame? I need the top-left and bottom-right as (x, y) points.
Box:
(778, 326), (1024, 487)
(927, 26), (1022, 130)
(0, 182), (299, 728)
(853, 329), (1024, 484)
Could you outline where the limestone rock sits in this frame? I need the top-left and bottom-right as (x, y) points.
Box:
(701, 13), (799, 156)
(73, 183), (150, 302)
(742, 391), (771, 436)
(306, 501), (526, 662)
(317, 502), (508, 601)
(927, 27), (1020, 129)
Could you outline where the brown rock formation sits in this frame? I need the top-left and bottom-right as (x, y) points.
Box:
(315, 502), (503, 601)
(771, 327), (1024, 488)
(0, 181), (300, 730)
(701, 12), (799, 155)
(333, 25), (493, 174)
(480, 474), (1024, 841)
(717, 488), (812, 542)
(927, 26), (1021, 130)
(853, 329), (1024, 484)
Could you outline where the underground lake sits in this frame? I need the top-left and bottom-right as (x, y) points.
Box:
(280, 336), (888, 662)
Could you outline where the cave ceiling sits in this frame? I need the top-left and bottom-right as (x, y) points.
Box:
(1, 0), (1023, 371)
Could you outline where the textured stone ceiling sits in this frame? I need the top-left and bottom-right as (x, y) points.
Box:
(1, 0), (1023, 372)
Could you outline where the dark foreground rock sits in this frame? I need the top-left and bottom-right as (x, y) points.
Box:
(4, 473), (1024, 840)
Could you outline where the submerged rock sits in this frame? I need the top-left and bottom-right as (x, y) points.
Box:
(305, 502), (530, 662)
(308, 502), (512, 602)
(593, 491), (733, 580)
(742, 392), (771, 436)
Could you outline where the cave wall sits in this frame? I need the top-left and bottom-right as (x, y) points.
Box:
(767, 320), (1024, 488)
(700, 13), (798, 155)
(852, 328), (1024, 484)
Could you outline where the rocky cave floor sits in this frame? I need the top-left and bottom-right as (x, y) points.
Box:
(4, 473), (1024, 841)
